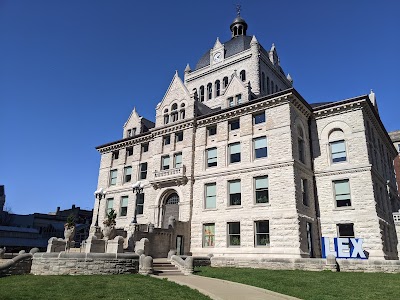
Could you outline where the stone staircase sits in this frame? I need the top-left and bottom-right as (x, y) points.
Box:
(153, 258), (183, 276)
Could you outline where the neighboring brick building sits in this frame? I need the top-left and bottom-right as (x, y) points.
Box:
(92, 15), (400, 260)
(389, 130), (400, 195)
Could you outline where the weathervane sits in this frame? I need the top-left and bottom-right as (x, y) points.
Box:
(236, 4), (241, 17)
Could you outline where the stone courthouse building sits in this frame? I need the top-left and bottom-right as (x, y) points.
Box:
(93, 14), (400, 260)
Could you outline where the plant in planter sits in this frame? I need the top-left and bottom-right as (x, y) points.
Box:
(102, 209), (117, 240)
(64, 214), (76, 242)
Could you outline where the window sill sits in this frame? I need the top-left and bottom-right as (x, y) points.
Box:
(203, 208), (218, 212)
(226, 205), (243, 210)
(255, 245), (271, 248)
(117, 216), (128, 219)
(254, 157), (268, 161)
(333, 207), (355, 211)
(252, 203), (270, 207)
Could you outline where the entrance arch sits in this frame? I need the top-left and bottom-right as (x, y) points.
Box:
(161, 192), (179, 229)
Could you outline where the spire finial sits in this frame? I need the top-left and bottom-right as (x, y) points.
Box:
(236, 4), (241, 16)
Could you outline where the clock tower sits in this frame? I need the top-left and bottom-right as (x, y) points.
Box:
(210, 37), (224, 65)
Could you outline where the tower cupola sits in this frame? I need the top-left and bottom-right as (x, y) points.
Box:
(230, 6), (248, 38)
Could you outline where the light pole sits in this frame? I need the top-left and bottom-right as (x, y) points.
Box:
(132, 181), (144, 225)
(94, 188), (106, 227)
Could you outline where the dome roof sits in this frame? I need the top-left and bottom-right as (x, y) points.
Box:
(230, 16), (248, 31)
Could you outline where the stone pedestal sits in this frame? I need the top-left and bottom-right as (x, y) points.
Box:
(47, 237), (67, 253)
(85, 235), (106, 253)
(106, 236), (124, 254)
(135, 238), (150, 256)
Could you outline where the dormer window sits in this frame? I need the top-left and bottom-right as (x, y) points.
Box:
(240, 70), (246, 82)
(215, 80), (220, 97)
(207, 83), (212, 100)
(171, 103), (178, 122)
(223, 77), (229, 88)
(163, 109), (169, 124)
(200, 86), (205, 102)
(180, 103), (185, 120)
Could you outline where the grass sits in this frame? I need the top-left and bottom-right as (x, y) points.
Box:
(0, 274), (211, 300)
(195, 266), (400, 300)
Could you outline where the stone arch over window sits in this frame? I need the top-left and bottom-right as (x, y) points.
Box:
(240, 70), (246, 82)
(199, 86), (205, 102)
(163, 108), (169, 124)
(171, 103), (179, 122)
(180, 103), (185, 120)
(207, 83), (212, 100)
(215, 80), (220, 97)
(223, 77), (229, 88)
(157, 189), (180, 229)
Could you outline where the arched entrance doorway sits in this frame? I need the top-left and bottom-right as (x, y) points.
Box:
(162, 192), (179, 229)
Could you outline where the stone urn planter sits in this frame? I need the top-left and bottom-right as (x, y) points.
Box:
(64, 226), (75, 241)
(102, 224), (116, 240)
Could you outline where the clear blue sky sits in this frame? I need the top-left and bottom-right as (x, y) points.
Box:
(1, 1), (399, 215)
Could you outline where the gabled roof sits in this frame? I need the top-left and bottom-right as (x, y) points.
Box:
(157, 71), (190, 108)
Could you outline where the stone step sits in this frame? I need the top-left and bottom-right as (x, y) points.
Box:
(152, 260), (183, 276)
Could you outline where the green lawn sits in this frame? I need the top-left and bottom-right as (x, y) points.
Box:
(0, 275), (211, 300)
(195, 266), (400, 300)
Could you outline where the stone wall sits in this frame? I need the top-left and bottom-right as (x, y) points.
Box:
(210, 256), (400, 273)
(31, 252), (139, 275)
(0, 253), (33, 277)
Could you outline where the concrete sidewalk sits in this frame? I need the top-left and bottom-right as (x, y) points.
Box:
(154, 274), (300, 300)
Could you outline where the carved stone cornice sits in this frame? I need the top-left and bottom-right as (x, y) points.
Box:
(152, 120), (194, 137)
(313, 99), (364, 120)
(314, 166), (371, 178)
(194, 160), (295, 180)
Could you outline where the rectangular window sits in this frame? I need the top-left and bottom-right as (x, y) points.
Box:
(255, 221), (270, 246)
(229, 119), (240, 131)
(298, 138), (305, 163)
(162, 156), (170, 170)
(255, 176), (269, 204)
(229, 142), (241, 163)
(205, 183), (216, 209)
(207, 126), (217, 136)
(163, 135), (171, 145)
(334, 180), (351, 207)
(254, 137), (268, 159)
(228, 97), (234, 107)
(112, 150), (119, 160)
(229, 180), (241, 206)
(206, 148), (217, 168)
(139, 162), (148, 180)
(141, 143), (149, 153)
(136, 193), (144, 215)
(126, 147), (133, 156)
(127, 129), (131, 137)
(330, 140), (347, 163)
(120, 196), (128, 217)
(203, 223), (215, 247)
(337, 223), (354, 238)
(253, 112), (265, 124)
(236, 94), (242, 105)
(174, 153), (182, 168)
(106, 198), (114, 215)
(124, 166), (132, 183)
(301, 178), (308, 206)
(228, 222), (240, 246)
(175, 131), (183, 142)
(109, 169), (117, 186)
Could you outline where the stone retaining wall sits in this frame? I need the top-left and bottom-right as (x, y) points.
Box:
(211, 257), (400, 273)
(31, 252), (139, 275)
(0, 254), (33, 277)
(211, 257), (336, 272)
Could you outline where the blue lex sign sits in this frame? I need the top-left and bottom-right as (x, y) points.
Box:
(321, 237), (367, 259)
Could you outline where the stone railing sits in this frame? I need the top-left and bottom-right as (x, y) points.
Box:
(0, 248), (39, 277)
(170, 255), (193, 275)
(138, 254), (153, 275)
(31, 252), (139, 275)
(154, 166), (185, 178)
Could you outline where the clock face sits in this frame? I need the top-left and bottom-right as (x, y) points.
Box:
(213, 52), (222, 62)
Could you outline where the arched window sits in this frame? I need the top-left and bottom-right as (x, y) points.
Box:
(199, 86), (205, 102)
(261, 72), (265, 92)
(240, 70), (246, 82)
(215, 80), (220, 97)
(298, 126), (305, 163)
(180, 103), (185, 119)
(163, 109), (169, 124)
(171, 103), (178, 122)
(267, 76), (270, 94)
(329, 129), (347, 163)
(275, 84), (278, 93)
(223, 77), (228, 88)
(192, 88), (198, 101)
(207, 83), (212, 100)
(271, 80), (274, 93)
